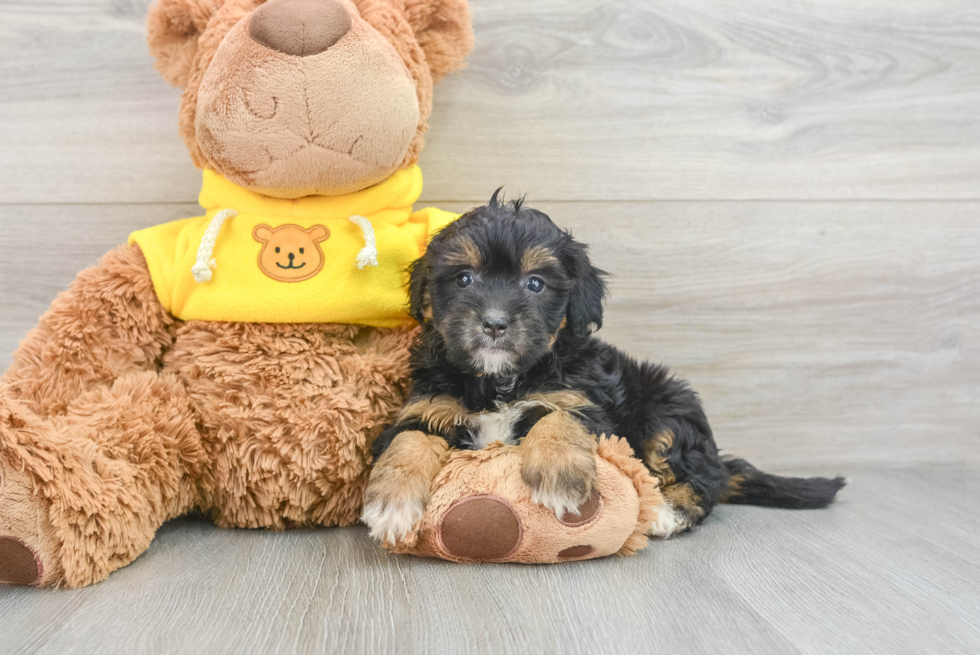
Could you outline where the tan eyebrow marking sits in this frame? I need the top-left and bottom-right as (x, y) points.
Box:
(444, 237), (482, 268)
(521, 246), (558, 272)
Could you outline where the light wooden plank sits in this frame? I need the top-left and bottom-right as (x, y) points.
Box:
(0, 466), (977, 655)
(0, 0), (200, 204)
(2, 0), (979, 204)
(424, 0), (980, 201)
(2, 201), (977, 468)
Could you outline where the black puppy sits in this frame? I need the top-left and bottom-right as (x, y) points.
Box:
(362, 193), (845, 544)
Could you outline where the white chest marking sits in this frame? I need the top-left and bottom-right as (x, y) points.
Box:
(467, 401), (539, 449)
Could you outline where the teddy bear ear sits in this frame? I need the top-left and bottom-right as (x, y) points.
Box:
(403, 0), (475, 83)
(252, 224), (273, 242)
(307, 226), (330, 242)
(146, 0), (227, 87)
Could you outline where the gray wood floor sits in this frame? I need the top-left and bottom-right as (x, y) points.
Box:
(1, 0), (979, 653)
(2, 466), (979, 655)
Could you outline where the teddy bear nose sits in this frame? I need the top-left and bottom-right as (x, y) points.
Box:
(249, 0), (353, 57)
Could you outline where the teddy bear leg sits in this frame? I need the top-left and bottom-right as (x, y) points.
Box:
(0, 452), (63, 586)
(0, 371), (205, 588)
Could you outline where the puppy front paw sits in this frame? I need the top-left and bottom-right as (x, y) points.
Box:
(361, 430), (449, 547)
(361, 493), (426, 546)
(646, 501), (686, 540)
(521, 441), (597, 521)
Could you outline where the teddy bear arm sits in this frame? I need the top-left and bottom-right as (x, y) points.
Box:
(2, 243), (177, 418)
(0, 368), (205, 587)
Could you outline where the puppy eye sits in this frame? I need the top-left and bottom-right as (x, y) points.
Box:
(275, 247), (280, 253)
(456, 272), (474, 288)
(526, 276), (545, 293)
(299, 248), (305, 254)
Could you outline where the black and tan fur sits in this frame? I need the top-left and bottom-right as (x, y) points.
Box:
(362, 193), (845, 544)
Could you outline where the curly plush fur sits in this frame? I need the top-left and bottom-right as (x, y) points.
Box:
(0, 0), (472, 587)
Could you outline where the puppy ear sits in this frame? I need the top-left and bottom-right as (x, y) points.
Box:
(564, 241), (608, 338)
(146, 0), (226, 87)
(407, 256), (431, 323)
(404, 0), (475, 83)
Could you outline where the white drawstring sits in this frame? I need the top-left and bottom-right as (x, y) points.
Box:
(191, 208), (238, 283)
(348, 215), (378, 269)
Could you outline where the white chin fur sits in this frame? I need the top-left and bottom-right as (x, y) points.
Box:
(361, 497), (424, 544)
(472, 349), (517, 376)
(530, 486), (586, 521)
(647, 501), (686, 539)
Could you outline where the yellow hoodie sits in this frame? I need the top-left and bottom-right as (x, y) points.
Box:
(129, 166), (456, 327)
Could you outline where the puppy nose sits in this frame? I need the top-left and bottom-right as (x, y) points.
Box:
(482, 317), (508, 339)
(249, 0), (353, 57)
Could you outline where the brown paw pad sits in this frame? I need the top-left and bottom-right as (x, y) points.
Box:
(558, 544), (595, 559)
(438, 496), (523, 561)
(0, 537), (40, 585)
(558, 491), (602, 527)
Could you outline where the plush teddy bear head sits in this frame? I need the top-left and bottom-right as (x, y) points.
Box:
(147, 0), (473, 198)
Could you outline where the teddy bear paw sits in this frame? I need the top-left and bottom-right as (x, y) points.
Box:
(0, 456), (62, 586)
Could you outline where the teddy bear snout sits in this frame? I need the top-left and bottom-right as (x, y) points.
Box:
(249, 0), (353, 57)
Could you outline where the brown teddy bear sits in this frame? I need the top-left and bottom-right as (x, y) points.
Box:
(0, 0), (473, 588)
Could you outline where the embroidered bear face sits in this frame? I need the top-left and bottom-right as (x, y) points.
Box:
(253, 224), (330, 282)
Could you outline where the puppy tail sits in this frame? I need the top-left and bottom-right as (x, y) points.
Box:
(721, 457), (845, 509)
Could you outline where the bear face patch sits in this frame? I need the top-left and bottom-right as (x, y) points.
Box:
(252, 224), (330, 282)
